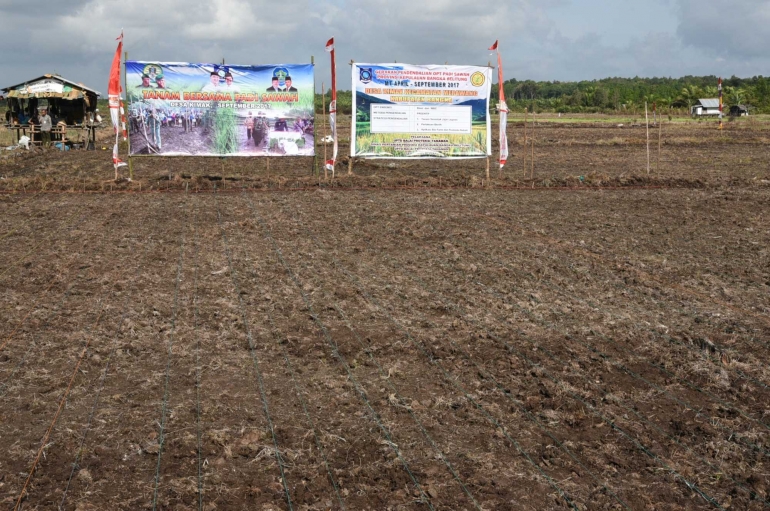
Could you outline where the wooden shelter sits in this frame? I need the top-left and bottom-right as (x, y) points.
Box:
(2, 74), (101, 148)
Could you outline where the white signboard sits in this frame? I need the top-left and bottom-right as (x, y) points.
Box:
(352, 63), (491, 158)
(25, 80), (65, 94)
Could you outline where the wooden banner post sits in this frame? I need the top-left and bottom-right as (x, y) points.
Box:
(348, 59), (356, 176)
(124, 51), (133, 181)
(645, 102), (650, 175)
(523, 107), (528, 177)
(322, 81), (327, 180)
(657, 115), (663, 173)
(311, 55), (316, 177)
(531, 105), (535, 179)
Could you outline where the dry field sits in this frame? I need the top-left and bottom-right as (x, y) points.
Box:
(0, 115), (769, 190)
(0, 117), (768, 510)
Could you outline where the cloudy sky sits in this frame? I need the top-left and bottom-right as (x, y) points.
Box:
(1, 0), (768, 94)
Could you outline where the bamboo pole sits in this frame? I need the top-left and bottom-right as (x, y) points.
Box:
(124, 51), (133, 181)
(311, 55), (316, 177)
(645, 102), (650, 175)
(657, 115), (663, 173)
(322, 81), (327, 180)
(349, 59), (355, 177)
(530, 105), (535, 179)
(523, 107), (528, 177)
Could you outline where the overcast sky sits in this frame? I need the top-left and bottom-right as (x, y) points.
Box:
(1, 0), (769, 94)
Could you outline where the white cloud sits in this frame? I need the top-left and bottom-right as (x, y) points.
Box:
(1, 0), (769, 94)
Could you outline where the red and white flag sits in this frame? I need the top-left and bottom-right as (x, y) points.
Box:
(325, 37), (338, 175)
(490, 40), (508, 169)
(109, 31), (127, 170)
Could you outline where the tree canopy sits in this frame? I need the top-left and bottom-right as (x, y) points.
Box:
(313, 75), (770, 115)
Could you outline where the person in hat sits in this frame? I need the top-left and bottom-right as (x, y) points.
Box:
(283, 76), (298, 92)
(266, 76), (281, 92)
(137, 73), (152, 89)
(202, 71), (220, 92)
(155, 74), (167, 89)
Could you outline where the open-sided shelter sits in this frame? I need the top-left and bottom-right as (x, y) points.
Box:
(2, 74), (101, 147)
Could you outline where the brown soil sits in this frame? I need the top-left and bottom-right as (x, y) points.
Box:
(1, 116), (769, 191)
(0, 117), (768, 510)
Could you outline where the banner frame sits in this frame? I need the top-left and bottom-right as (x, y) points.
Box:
(124, 60), (316, 160)
(350, 62), (493, 159)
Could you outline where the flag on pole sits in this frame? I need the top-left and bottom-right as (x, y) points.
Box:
(109, 31), (127, 169)
(325, 37), (338, 175)
(490, 40), (508, 169)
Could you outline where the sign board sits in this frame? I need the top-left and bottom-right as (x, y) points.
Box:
(352, 64), (491, 158)
(24, 79), (65, 95)
(126, 61), (314, 157)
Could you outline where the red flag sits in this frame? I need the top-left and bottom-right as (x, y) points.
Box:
(108, 31), (123, 117)
(491, 41), (508, 169)
(325, 37), (334, 52)
(109, 32), (127, 173)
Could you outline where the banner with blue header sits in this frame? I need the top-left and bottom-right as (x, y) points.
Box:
(352, 63), (491, 158)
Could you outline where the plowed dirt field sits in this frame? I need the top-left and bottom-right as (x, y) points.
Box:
(0, 117), (769, 510)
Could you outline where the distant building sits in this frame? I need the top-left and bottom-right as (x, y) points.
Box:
(729, 104), (750, 117)
(690, 99), (721, 117)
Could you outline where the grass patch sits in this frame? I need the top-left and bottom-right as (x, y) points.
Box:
(354, 123), (488, 157)
(212, 108), (239, 154)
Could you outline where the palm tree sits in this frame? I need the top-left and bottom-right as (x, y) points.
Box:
(724, 86), (744, 106)
(675, 85), (702, 110)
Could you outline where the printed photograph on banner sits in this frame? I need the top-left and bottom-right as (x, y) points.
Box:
(125, 62), (315, 157)
(352, 64), (492, 158)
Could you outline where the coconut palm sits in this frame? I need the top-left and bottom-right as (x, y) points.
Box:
(674, 85), (702, 109)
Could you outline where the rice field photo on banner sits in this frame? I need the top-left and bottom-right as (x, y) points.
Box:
(125, 61), (315, 157)
(352, 63), (492, 159)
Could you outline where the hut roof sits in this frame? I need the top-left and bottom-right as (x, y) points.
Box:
(1, 74), (101, 100)
(695, 98), (720, 108)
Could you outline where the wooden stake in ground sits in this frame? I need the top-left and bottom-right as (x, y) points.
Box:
(523, 107), (528, 177)
(485, 156), (490, 181)
(322, 81), (328, 180)
(657, 116), (663, 173)
(531, 105), (535, 179)
(645, 102), (650, 175)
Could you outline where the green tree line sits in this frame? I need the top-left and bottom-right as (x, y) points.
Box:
(494, 75), (770, 114)
(313, 75), (770, 115)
